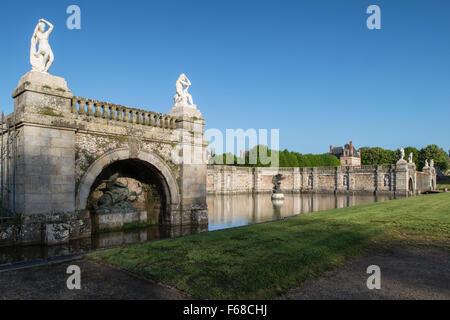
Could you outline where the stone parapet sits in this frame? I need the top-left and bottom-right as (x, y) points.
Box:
(207, 164), (436, 195)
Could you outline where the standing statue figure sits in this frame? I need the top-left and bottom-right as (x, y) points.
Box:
(30, 18), (54, 73)
(408, 152), (413, 164)
(174, 73), (194, 107)
(400, 148), (405, 161)
(424, 159), (429, 168)
(430, 159), (434, 168)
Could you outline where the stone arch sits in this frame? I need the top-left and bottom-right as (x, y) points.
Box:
(76, 147), (180, 215)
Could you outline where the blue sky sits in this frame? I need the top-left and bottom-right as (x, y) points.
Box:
(1, 0), (449, 154)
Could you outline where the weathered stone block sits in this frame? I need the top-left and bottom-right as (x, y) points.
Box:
(44, 223), (70, 245)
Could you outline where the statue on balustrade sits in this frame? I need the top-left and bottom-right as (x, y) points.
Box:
(400, 148), (405, 161)
(174, 73), (194, 107)
(30, 18), (54, 73)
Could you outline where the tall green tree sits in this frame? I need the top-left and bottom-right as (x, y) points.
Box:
(360, 147), (394, 165)
(418, 145), (449, 171)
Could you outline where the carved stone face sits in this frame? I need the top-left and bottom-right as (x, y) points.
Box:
(38, 22), (45, 32)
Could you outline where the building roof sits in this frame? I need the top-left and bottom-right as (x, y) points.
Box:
(331, 145), (360, 158)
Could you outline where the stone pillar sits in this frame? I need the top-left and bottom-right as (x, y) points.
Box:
(12, 71), (78, 244)
(375, 165), (382, 192)
(168, 104), (208, 225)
(422, 165), (436, 191)
(292, 167), (300, 192)
(312, 167), (318, 192)
(336, 166), (346, 193)
(253, 167), (262, 193)
(348, 166), (355, 192)
(300, 168), (310, 192)
(394, 161), (409, 196)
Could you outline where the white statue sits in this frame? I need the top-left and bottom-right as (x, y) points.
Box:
(425, 159), (429, 167)
(174, 73), (194, 107)
(430, 159), (434, 168)
(408, 152), (413, 163)
(398, 148), (405, 161)
(30, 18), (54, 73)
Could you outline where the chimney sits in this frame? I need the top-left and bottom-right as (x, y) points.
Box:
(349, 141), (354, 157)
(330, 145), (333, 153)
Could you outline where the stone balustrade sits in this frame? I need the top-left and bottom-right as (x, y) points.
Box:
(71, 96), (177, 129)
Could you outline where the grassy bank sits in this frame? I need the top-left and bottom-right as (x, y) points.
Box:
(88, 193), (450, 299)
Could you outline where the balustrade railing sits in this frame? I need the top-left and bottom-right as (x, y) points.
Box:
(71, 97), (177, 129)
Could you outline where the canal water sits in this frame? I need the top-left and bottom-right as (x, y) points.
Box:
(0, 193), (399, 266)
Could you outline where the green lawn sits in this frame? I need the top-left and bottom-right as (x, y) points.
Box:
(88, 193), (450, 299)
(437, 176), (450, 190)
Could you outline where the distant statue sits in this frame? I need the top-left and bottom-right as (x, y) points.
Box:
(408, 152), (413, 163)
(174, 73), (194, 107)
(384, 174), (391, 187)
(424, 159), (429, 168)
(30, 18), (54, 73)
(430, 159), (434, 168)
(272, 174), (285, 194)
(400, 148), (405, 161)
(92, 173), (143, 213)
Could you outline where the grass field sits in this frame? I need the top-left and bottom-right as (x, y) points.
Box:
(88, 193), (450, 299)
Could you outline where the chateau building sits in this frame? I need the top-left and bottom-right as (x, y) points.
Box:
(330, 141), (361, 166)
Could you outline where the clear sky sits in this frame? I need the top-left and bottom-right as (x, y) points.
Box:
(1, 0), (449, 154)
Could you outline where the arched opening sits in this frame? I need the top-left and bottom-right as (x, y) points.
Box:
(408, 177), (414, 192)
(87, 158), (171, 224)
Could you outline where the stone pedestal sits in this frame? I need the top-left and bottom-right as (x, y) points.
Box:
(17, 71), (70, 91)
(394, 161), (409, 196)
(271, 193), (285, 200)
(12, 72), (75, 219)
(169, 104), (208, 226)
(168, 104), (202, 119)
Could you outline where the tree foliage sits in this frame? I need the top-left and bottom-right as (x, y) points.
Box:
(360, 144), (448, 171)
(418, 144), (448, 171)
(210, 145), (341, 168)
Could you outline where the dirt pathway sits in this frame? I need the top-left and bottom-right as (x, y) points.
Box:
(282, 246), (450, 300)
(0, 259), (189, 300)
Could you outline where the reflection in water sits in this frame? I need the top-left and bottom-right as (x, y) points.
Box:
(207, 193), (398, 231)
(0, 193), (399, 266)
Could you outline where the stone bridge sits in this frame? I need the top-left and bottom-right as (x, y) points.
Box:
(0, 70), (438, 247)
(4, 70), (208, 245)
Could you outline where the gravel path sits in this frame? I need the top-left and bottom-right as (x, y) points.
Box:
(0, 259), (189, 300)
(282, 246), (450, 300)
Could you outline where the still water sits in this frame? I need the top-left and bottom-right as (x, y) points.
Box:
(0, 193), (399, 266)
